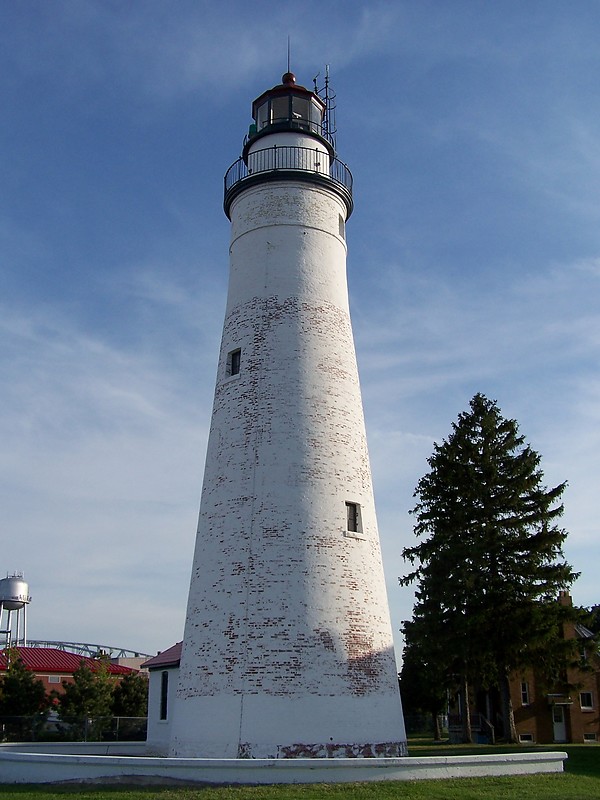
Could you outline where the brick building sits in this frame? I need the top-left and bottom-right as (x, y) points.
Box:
(511, 592), (599, 744)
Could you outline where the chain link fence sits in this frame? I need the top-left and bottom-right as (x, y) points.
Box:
(0, 714), (147, 742)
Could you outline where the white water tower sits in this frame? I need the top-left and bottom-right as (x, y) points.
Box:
(0, 572), (31, 647)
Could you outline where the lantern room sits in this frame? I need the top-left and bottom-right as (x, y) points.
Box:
(225, 71), (353, 220)
(247, 72), (331, 150)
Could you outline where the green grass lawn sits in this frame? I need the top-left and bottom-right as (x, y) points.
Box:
(0, 744), (597, 800)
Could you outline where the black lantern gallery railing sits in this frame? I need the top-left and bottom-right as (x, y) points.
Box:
(224, 145), (353, 219)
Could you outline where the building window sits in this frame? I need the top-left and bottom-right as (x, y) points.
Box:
(227, 348), (241, 377)
(339, 214), (345, 239)
(519, 733), (534, 743)
(521, 681), (530, 706)
(580, 692), (593, 710)
(583, 733), (597, 742)
(346, 502), (360, 532)
(160, 670), (169, 720)
(344, 501), (366, 540)
(47, 675), (61, 684)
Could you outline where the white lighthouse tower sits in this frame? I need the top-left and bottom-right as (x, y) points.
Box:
(170, 71), (407, 759)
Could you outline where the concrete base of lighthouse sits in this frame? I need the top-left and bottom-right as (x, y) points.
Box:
(0, 742), (568, 785)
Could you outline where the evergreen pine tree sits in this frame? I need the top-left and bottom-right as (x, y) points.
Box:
(400, 393), (579, 742)
(399, 612), (449, 739)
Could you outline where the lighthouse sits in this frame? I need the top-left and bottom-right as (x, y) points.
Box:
(169, 71), (407, 759)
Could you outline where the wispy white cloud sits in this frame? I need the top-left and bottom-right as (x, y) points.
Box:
(351, 253), (600, 646)
(0, 264), (227, 650)
(0, 1), (419, 105)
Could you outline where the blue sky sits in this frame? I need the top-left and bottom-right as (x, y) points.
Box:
(1, 1), (599, 660)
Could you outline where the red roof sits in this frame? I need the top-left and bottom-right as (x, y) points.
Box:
(142, 642), (182, 669)
(0, 647), (135, 675)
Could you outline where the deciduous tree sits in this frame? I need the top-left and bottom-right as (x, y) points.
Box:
(0, 651), (47, 716)
(58, 659), (115, 740)
(112, 671), (148, 717)
(399, 613), (449, 740)
(0, 651), (47, 740)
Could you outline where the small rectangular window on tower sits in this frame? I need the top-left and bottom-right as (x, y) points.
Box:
(339, 214), (345, 239)
(227, 348), (241, 377)
(344, 501), (366, 540)
(345, 500), (365, 533)
(346, 502), (358, 532)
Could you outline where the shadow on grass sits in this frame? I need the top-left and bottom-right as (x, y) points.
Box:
(552, 745), (600, 779)
(407, 739), (600, 779)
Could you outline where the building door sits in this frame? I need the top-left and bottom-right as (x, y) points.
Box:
(552, 705), (567, 742)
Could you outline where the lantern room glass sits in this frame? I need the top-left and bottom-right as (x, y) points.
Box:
(291, 95), (309, 125)
(256, 100), (269, 131)
(254, 93), (324, 135)
(271, 96), (289, 125)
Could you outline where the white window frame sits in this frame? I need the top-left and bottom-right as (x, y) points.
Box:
(580, 691), (593, 711)
(344, 501), (366, 540)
